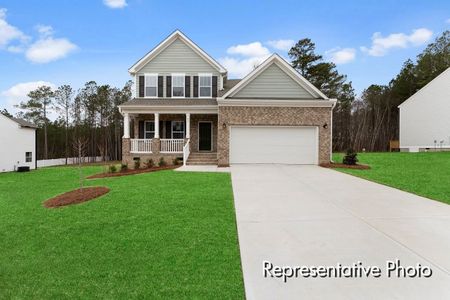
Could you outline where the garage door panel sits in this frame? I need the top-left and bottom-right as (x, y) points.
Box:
(230, 126), (318, 165)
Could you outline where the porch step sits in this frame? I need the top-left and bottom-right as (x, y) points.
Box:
(186, 152), (218, 166)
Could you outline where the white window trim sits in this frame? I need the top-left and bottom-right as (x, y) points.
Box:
(198, 73), (212, 98)
(171, 120), (185, 139)
(25, 152), (32, 163)
(144, 73), (158, 98)
(144, 120), (155, 139)
(171, 73), (185, 98)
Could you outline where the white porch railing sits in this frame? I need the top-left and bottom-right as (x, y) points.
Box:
(183, 139), (190, 166)
(130, 139), (152, 153)
(161, 139), (184, 153)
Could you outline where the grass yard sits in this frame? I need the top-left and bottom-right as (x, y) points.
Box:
(0, 166), (244, 299)
(332, 152), (450, 204)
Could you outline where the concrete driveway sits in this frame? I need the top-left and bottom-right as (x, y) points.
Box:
(231, 165), (450, 300)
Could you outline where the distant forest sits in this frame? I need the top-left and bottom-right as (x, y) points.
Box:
(2, 30), (448, 160)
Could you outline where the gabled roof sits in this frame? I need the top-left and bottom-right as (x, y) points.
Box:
(221, 54), (329, 100)
(0, 113), (37, 129)
(129, 30), (227, 74)
(398, 67), (450, 108)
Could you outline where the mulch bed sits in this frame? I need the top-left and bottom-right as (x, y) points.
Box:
(43, 186), (110, 208)
(87, 165), (179, 179)
(320, 163), (371, 170)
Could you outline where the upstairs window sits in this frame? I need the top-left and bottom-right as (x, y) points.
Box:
(145, 74), (157, 97)
(172, 74), (185, 97)
(199, 74), (212, 98)
(172, 121), (185, 139)
(144, 121), (155, 139)
(25, 152), (32, 162)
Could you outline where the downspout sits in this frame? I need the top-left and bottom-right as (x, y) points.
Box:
(330, 100), (337, 163)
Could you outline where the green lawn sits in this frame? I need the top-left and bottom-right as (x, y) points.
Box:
(0, 166), (244, 299)
(332, 152), (450, 204)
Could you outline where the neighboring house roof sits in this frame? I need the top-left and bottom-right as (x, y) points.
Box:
(128, 30), (227, 75)
(0, 114), (38, 129)
(221, 54), (329, 100)
(11, 117), (38, 128)
(398, 67), (450, 108)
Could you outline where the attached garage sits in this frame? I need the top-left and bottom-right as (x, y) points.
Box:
(229, 126), (318, 165)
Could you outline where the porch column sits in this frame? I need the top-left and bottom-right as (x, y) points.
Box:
(186, 113), (191, 139)
(154, 113), (160, 138)
(123, 112), (130, 138)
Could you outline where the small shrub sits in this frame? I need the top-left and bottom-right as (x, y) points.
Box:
(172, 157), (180, 165)
(134, 159), (141, 170)
(343, 148), (358, 165)
(109, 165), (117, 173)
(146, 159), (154, 168)
(158, 157), (166, 167)
(121, 163), (128, 172)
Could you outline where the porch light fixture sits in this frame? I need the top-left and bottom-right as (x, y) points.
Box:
(323, 123), (328, 129)
(222, 122), (227, 129)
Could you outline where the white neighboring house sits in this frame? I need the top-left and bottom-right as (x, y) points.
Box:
(0, 113), (37, 172)
(398, 67), (450, 152)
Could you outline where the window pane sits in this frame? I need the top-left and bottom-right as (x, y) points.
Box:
(146, 75), (157, 86)
(145, 132), (154, 139)
(200, 87), (211, 97)
(172, 121), (184, 132)
(25, 152), (32, 162)
(145, 122), (154, 131)
(145, 87), (156, 97)
(173, 87), (184, 97)
(172, 76), (184, 86)
(199, 76), (211, 86)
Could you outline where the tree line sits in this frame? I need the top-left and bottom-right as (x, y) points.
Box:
(2, 30), (448, 159)
(288, 30), (449, 151)
(9, 81), (132, 161)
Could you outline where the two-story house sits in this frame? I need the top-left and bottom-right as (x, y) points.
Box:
(119, 30), (336, 167)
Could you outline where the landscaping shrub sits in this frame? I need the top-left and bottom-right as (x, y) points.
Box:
(158, 157), (166, 167)
(134, 159), (141, 170)
(172, 158), (180, 165)
(109, 165), (117, 173)
(343, 149), (358, 165)
(121, 163), (128, 172)
(146, 159), (154, 168)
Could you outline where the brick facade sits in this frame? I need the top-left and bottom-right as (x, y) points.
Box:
(217, 106), (332, 166)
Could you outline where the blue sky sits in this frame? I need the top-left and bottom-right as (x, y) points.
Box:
(0, 0), (449, 114)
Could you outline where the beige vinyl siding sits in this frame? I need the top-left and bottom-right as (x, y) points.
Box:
(232, 63), (314, 99)
(136, 38), (220, 98)
(139, 38), (218, 74)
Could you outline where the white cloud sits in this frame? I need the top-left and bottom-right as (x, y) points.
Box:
(266, 39), (295, 51)
(103, 0), (127, 9)
(227, 42), (270, 57)
(1, 81), (56, 114)
(326, 47), (356, 64)
(361, 28), (433, 56)
(25, 24), (77, 63)
(35, 24), (54, 37)
(0, 10), (76, 63)
(219, 55), (270, 79)
(26, 37), (77, 63)
(220, 42), (271, 78)
(0, 8), (29, 50)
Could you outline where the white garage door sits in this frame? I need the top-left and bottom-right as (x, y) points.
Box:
(230, 126), (318, 165)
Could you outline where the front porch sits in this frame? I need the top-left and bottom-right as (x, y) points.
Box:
(122, 112), (218, 167)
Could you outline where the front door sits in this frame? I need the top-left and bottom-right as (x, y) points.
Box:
(198, 122), (212, 151)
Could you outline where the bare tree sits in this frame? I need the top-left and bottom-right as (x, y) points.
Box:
(73, 137), (88, 192)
